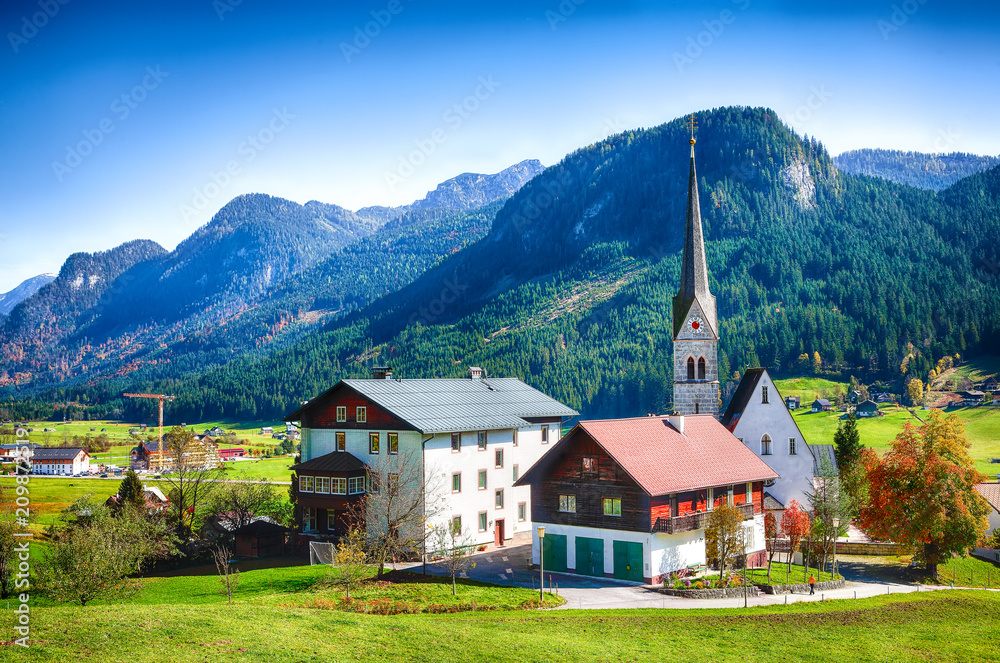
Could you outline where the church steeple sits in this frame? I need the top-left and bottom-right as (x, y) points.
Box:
(671, 114), (720, 418)
(672, 117), (717, 338)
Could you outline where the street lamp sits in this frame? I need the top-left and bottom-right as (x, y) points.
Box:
(537, 526), (545, 602)
(832, 517), (841, 579)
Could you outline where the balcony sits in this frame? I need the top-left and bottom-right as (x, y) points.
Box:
(652, 502), (755, 535)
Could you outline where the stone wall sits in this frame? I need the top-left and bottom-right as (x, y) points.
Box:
(755, 578), (845, 595)
(658, 586), (758, 599)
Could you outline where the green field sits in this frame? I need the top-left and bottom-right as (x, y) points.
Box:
(4, 590), (998, 662)
(774, 377), (1000, 477)
(220, 456), (295, 482)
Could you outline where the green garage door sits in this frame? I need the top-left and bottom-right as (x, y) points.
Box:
(575, 536), (605, 577)
(542, 533), (567, 573)
(612, 540), (643, 582)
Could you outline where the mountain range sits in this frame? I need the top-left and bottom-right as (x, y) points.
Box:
(0, 273), (56, 317)
(834, 149), (1000, 191)
(2, 110), (998, 425)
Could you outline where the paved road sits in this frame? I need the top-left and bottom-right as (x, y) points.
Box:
(400, 542), (978, 610)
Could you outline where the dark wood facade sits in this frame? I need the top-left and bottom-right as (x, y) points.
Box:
(295, 384), (416, 432)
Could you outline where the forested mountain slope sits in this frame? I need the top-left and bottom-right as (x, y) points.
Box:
(834, 149), (1000, 191)
(87, 107), (1000, 423)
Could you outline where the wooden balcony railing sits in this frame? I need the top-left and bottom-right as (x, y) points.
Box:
(651, 502), (755, 535)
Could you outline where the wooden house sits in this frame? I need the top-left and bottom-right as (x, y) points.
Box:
(515, 413), (777, 584)
(784, 395), (801, 410)
(811, 398), (833, 413)
(855, 399), (880, 418)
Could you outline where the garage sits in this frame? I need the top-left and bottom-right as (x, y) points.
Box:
(574, 536), (605, 577)
(541, 533), (567, 573)
(612, 540), (643, 582)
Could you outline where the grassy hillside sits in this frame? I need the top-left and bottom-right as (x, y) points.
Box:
(3, 591), (997, 662)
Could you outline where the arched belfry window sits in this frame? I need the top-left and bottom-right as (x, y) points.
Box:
(687, 357), (695, 380)
(697, 357), (706, 380)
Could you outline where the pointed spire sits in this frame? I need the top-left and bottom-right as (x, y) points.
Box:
(672, 118), (717, 338)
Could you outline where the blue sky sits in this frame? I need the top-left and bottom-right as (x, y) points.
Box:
(1, 0), (998, 292)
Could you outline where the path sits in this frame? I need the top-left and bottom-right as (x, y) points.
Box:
(400, 542), (989, 610)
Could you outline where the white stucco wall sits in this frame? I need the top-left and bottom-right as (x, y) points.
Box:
(302, 422), (561, 548)
(732, 371), (816, 511)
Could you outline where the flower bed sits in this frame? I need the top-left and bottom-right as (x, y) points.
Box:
(659, 573), (757, 598)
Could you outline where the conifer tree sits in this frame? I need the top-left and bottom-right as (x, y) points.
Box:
(113, 470), (146, 514)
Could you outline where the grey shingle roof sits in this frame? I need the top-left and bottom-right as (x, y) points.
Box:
(287, 377), (578, 434)
(31, 447), (86, 460)
(291, 451), (367, 473)
(809, 443), (838, 473)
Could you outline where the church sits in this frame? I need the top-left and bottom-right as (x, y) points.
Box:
(516, 128), (779, 583)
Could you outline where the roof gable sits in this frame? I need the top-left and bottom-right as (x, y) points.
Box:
(720, 367), (765, 428)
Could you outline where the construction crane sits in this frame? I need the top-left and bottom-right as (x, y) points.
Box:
(123, 393), (175, 442)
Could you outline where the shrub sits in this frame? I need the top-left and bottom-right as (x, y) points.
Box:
(694, 581), (704, 590)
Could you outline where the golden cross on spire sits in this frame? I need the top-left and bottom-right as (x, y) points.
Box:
(687, 113), (697, 145)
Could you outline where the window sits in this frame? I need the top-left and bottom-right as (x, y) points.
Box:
(327, 511), (337, 530)
(451, 515), (462, 535)
(336, 406), (347, 422)
(478, 431), (487, 451)
(452, 472), (462, 493)
(698, 357), (706, 380)
(788, 437), (797, 455)
(451, 432), (461, 453)
(761, 434), (772, 456)
(495, 489), (504, 509)
(356, 406), (367, 423)
(541, 425), (549, 444)
(348, 476), (365, 494)
(512, 429), (518, 446)
(478, 469), (487, 490)
(746, 482), (753, 504)
(512, 464), (519, 482)
(761, 386), (769, 404)
(603, 498), (622, 516)
(332, 477), (347, 495)
(707, 487), (714, 510)
(388, 432), (398, 454)
(518, 502), (527, 522)
(687, 356), (695, 380)
(478, 511), (488, 532)
(582, 456), (597, 475)
(495, 448), (504, 468)
(335, 431), (346, 452)
(368, 474), (380, 494)
(558, 494), (576, 513)
(316, 477), (331, 494)
(727, 486), (734, 506)
(303, 507), (316, 531)
(299, 476), (314, 492)
(369, 432), (380, 455)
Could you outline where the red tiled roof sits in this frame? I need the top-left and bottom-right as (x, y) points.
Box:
(577, 415), (778, 496)
(975, 483), (1000, 513)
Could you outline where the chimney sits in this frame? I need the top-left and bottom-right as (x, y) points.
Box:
(372, 366), (392, 380)
(667, 412), (685, 435)
(467, 366), (483, 380)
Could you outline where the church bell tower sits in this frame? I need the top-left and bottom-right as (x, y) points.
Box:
(672, 115), (720, 417)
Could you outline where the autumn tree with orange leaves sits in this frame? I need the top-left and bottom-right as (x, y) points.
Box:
(857, 411), (989, 577)
(780, 500), (810, 578)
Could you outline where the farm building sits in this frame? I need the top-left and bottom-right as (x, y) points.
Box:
(130, 437), (221, 472)
(811, 398), (833, 413)
(218, 447), (246, 460)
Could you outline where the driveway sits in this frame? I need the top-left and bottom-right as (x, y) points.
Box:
(399, 542), (962, 610)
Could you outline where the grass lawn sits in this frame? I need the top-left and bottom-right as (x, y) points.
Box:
(928, 555), (1000, 589)
(745, 562), (841, 586)
(772, 376), (848, 404)
(121, 564), (560, 612)
(4, 591), (998, 662)
(219, 456), (294, 483)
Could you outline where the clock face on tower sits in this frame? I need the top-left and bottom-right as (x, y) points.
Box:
(690, 315), (703, 332)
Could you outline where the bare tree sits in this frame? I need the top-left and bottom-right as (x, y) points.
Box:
(806, 454), (853, 574)
(431, 524), (477, 596)
(159, 426), (223, 537)
(348, 448), (444, 577)
(213, 544), (240, 605)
